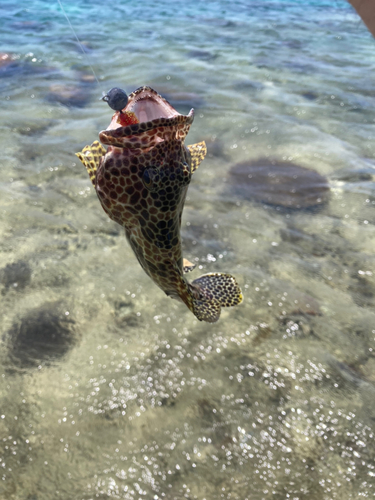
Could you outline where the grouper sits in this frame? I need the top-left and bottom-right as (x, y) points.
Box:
(76, 86), (242, 322)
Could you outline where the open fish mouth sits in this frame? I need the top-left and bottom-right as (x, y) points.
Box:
(106, 86), (193, 131)
(126, 87), (180, 122)
(100, 86), (194, 147)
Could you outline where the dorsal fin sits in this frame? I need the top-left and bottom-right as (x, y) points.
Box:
(76, 141), (106, 186)
(187, 141), (207, 173)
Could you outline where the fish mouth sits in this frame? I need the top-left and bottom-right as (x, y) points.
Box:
(125, 87), (179, 122)
(104, 86), (194, 135)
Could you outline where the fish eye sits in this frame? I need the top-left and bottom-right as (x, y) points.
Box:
(142, 167), (159, 191)
(102, 87), (128, 111)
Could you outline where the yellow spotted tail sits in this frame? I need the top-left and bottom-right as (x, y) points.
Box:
(189, 273), (243, 323)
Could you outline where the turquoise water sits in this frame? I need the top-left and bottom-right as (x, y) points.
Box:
(1, 1), (375, 499)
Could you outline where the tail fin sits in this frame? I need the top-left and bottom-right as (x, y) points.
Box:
(76, 140), (106, 186)
(190, 273), (243, 323)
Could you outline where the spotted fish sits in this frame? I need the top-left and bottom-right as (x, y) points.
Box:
(76, 86), (242, 322)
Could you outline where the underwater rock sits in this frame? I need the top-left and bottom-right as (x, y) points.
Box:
(0, 260), (32, 293)
(11, 20), (49, 31)
(5, 303), (76, 368)
(349, 275), (375, 309)
(187, 49), (217, 61)
(331, 166), (374, 183)
(301, 91), (319, 101)
(326, 356), (370, 388)
(232, 80), (264, 92)
(113, 300), (139, 327)
(228, 158), (330, 209)
(46, 83), (93, 108)
(15, 120), (53, 137)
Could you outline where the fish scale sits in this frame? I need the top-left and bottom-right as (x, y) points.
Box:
(76, 86), (242, 322)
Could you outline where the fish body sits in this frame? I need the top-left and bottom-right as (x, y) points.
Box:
(77, 86), (242, 322)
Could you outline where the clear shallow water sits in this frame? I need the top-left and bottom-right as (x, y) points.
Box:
(1, 0), (375, 499)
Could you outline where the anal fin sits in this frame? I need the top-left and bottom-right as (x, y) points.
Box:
(183, 258), (196, 273)
(76, 140), (106, 186)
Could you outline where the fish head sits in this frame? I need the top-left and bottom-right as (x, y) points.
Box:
(99, 86), (194, 150)
(95, 87), (196, 238)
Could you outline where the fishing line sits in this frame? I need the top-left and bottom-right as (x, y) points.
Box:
(56, 0), (101, 88)
(56, 0), (128, 108)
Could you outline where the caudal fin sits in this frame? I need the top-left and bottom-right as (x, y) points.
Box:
(190, 273), (243, 323)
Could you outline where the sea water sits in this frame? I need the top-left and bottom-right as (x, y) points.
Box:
(0, 0), (375, 499)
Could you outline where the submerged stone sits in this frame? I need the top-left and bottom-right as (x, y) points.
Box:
(46, 83), (92, 108)
(233, 79), (264, 92)
(228, 158), (330, 209)
(14, 120), (53, 137)
(301, 91), (319, 101)
(331, 166), (374, 183)
(0, 260), (32, 293)
(11, 20), (50, 31)
(187, 49), (217, 61)
(6, 303), (76, 368)
(349, 275), (375, 309)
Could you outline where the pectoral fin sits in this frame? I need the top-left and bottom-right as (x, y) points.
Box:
(187, 141), (207, 173)
(76, 141), (106, 186)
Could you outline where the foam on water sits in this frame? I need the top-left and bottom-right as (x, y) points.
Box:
(1, 1), (375, 499)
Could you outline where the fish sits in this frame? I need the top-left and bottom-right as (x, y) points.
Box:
(76, 86), (242, 322)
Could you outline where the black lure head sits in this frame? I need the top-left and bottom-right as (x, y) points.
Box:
(102, 87), (128, 112)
